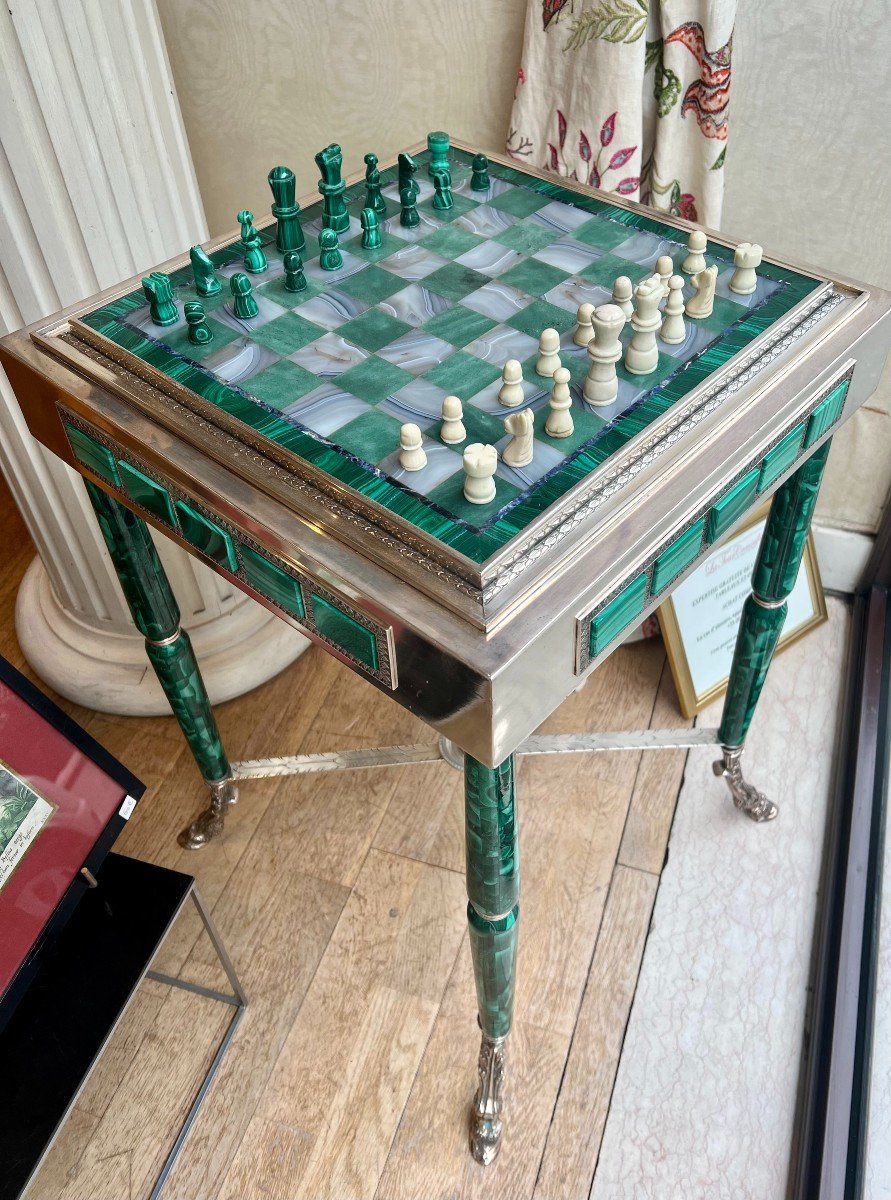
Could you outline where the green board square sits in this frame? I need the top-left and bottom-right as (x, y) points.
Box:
(494, 223), (559, 255)
(579, 252), (650, 288)
(338, 265), (405, 304)
(420, 226), (484, 259)
(424, 351), (501, 400)
(65, 425), (120, 487)
(251, 311), (326, 355)
(499, 259), (570, 297)
(422, 263), (490, 303)
(333, 408), (404, 463)
(487, 189), (552, 218)
(422, 306), (496, 349)
(447, 404), (507, 447)
(652, 518), (706, 593)
(241, 545), (305, 618)
(589, 572), (648, 657)
(506, 299), (576, 338)
(159, 317), (238, 362)
(418, 193), (478, 223)
(699, 294), (750, 335)
(336, 309), (412, 352)
(174, 500), (238, 572)
(310, 594), (379, 670)
(119, 460), (177, 527)
(427, 473), (521, 527)
(573, 218), (636, 252)
(616, 349), (678, 389)
(338, 356), (413, 403)
(531, 404), (607, 455)
(256, 274), (324, 308)
(246, 360), (321, 409)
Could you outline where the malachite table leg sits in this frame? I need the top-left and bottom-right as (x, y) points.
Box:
(85, 482), (237, 848)
(464, 752), (519, 1165)
(715, 440), (832, 821)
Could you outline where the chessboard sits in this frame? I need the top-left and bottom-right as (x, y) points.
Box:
(67, 139), (824, 566)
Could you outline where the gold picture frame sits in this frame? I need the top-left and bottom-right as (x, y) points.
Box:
(659, 505), (828, 718)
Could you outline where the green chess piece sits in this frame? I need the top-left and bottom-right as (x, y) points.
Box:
(283, 250), (307, 292)
(315, 143), (349, 233)
(397, 152), (418, 204)
(189, 245), (221, 296)
(184, 301), (213, 345)
(399, 184), (420, 229)
(230, 272), (259, 319)
(431, 169), (453, 210)
(142, 271), (177, 326)
(360, 207), (382, 250)
(318, 228), (343, 271)
(471, 153), (491, 192)
(363, 153), (387, 216)
(427, 131), (450, 178)
(238, 209), (268, 272)
(267, 166), (305, 253)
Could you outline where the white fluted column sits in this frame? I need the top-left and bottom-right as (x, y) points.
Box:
(0, 0), (307, 714)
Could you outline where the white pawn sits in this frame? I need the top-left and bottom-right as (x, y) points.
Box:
(545, 366), (574, 438)
(660, 275), (687, 344)
(612, 275), (634, 319)
(503, 408), (534, 467)
(655, 255), (674, 297)
(399, 423), (427, 471)
(685, 264), (719, 319)
(572, 302), (595, 347)
(625, 278), (662, 375)
(730, 241), (762, 295)
(583, 303), (625, 406)
(682, 230), (707, 275)
(463, 443), (497, 505)
(536, 327), (561, 377)
(498, 359), (525, 407)
(440, 395), (466, 444)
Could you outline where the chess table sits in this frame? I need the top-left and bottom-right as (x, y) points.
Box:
(3, 138), (890, 1165)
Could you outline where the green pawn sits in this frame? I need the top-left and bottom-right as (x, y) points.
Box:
(360, 207), (382, 250)
(230, 272), (259, 319)
(399, 184), (419, 229)
(189, 245), (221, 296)
(142, 271), (177, 326)
(363, 153), (387, 216)
(238, 209), (268, 272)
(283, 250), (307, 292)
(471, 153), (490, 192)
(318, 228), (343, 271)
(184, 301), (213, 345)
(431, 169), (453, 210)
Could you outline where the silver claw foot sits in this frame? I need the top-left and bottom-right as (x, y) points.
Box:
(470, 1033), (507, 1165)
(178, 776), (239, 849)
(713, 747), (778, 823)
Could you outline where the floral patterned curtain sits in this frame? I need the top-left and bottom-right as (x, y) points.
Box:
(507, 0), (735, 229)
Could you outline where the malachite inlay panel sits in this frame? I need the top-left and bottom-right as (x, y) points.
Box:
(758, 424), (806, 493)
(707, 469), (761, 544)
(804, 377), (850, 448)
(65, 424), (120, 487)
(310, 594), (379, 670)
(174, 500), (239, 573)
(589, 572), (648, 658)
(652, 517), (706, 593)
(240, 545), (305, 618)
(118, 460), (177, 527)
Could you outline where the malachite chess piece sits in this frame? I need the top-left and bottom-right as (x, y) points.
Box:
(399, 184), (420, 229)
(238, 209), (268, 273)
(363, 153), (387, 216)
(189, 245), (221, 296)
(471, 153), (491, 192)
(318, 228), (343, 271)
(184, 301), (212, 345)
(432, 169), (453, 210)
(142, 271), (177, 326)
(427, 130), (450, 178)
(315, 143), (349, 234)
(283, 249), (307, 292)
(267, 166), (305, 254)
(397, 152), (418, 203)
(230, 272), (259, 319)
(360, 207), (381, 250)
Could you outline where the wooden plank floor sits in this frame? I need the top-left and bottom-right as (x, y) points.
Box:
(0, 478), (691, 1200)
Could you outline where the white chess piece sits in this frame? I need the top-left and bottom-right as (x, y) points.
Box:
(545, 367), (574, 438)
(685, 264), (719, 319)
(572, 303), (595, 348)
(462, 443), (497, 505)
(655, 255), (674, 297)
(536, 327), (561, 377)
(583, 303), (625, 406)
(660, 275), (687, 344)
(624, 278), (663, 374)
(612, 275), (634, 319)
(498, 359), (525, 407)
(682, 229), (707, 274)
(440, 395), (466, 444)
(399, 423), (427, 471)
(729, 242), (763, 295)
(503, 408), (534, 467)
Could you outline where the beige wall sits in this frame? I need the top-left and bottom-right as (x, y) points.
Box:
(158, 0), (891, 533)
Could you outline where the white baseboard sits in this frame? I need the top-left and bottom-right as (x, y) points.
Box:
(813, 522), (873, 595)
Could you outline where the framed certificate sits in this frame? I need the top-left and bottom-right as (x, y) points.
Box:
(659, 507), (828, 718)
